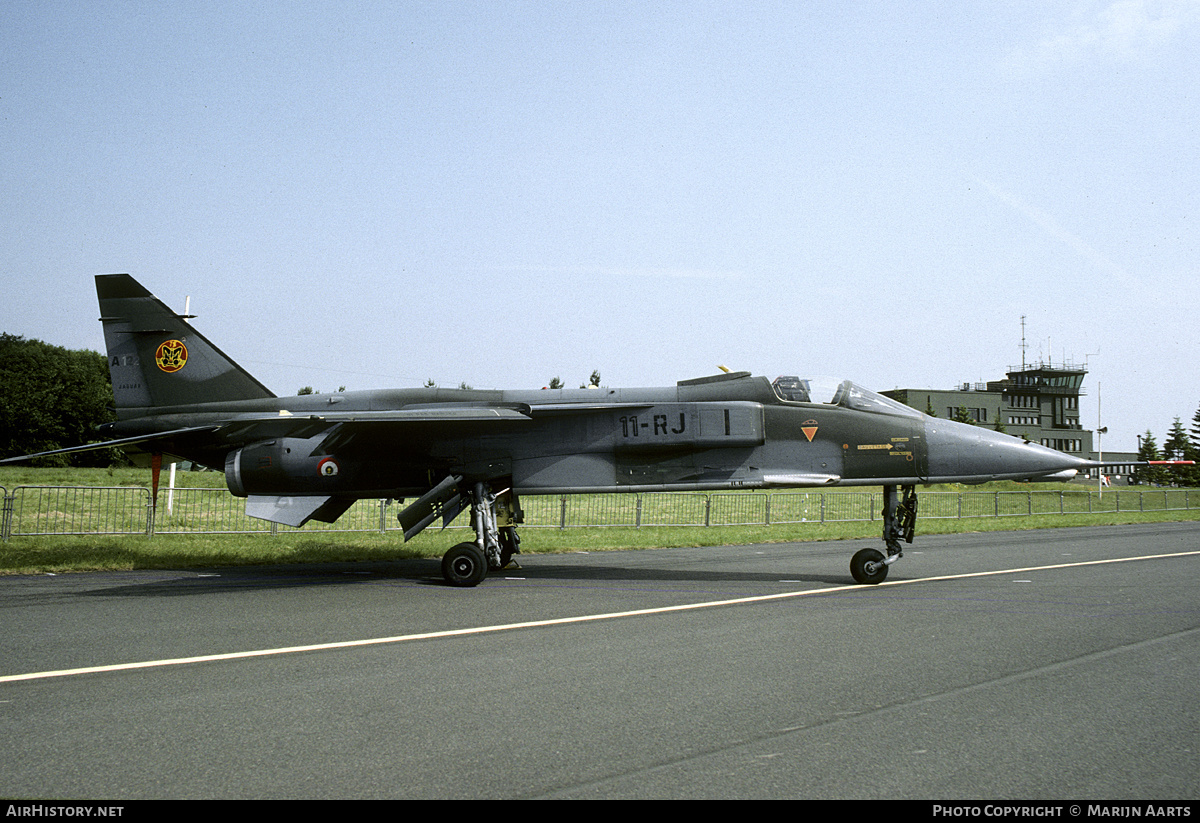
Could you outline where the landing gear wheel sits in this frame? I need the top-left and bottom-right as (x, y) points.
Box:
(850, 548), (888, 585)
(442, 542), (488, 587)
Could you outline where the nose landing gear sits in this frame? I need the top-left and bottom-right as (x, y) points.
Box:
(850, 484), (917, 585)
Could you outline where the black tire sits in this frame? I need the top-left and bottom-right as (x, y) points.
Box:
(850, 548), (888, 585)
(442, 542), (488, 587)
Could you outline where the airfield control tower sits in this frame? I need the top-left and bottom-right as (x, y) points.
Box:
(882, 361), (1135, 482)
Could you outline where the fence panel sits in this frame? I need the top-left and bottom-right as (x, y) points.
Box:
(638, 493), (707, 527)
(995, 492), (1032, 517)
(1059, 491), (1092, 514)
(920, 492), (961, 519)
(1141, 489), (1185, 512)
(1, 485), (1193, 540)
(1134, 489), (1186, 512)
(153, 491), (395, 534)
(515, 494), (566, 529)
(10, 486), (151, 536)
(956, 493), (994, 518)
(1030, 492), (1067, 515)
(1167, 489), (1192, 511)
(709, 493), (767, 526)
(153, 488), (273, 534)
(822, 492), (876, 523)
(562, 493), (641, 528)
(767, 492), (825, 524)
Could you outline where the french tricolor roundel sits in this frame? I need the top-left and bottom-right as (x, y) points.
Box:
(318, 457), (340, 477)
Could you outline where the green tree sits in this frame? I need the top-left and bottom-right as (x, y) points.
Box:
(548, 377), (563, 389)
(1163, 417), (1194, 486)
(924, 397), (937, 417)
(0, 334), (120, 466)
(1176, 409), (1200, 486)
(1189, 434), (1200, 488)
(1135, 430), (1167, 485)
(952, 405), (975, 425)
(1191, 402), (1200, 455)
(1164, 417), (1189, 460)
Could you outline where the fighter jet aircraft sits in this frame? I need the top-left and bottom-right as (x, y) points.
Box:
(5, 274), (1116, 586)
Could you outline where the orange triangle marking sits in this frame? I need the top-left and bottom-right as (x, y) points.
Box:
(802, 426), (818, 442)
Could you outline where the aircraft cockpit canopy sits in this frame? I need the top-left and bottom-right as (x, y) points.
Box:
(772, 376), (923, 418)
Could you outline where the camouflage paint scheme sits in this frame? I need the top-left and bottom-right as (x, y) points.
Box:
(5, 275), (1100, 585)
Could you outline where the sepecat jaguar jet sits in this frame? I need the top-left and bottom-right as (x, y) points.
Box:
(4, 274), (1118, 587)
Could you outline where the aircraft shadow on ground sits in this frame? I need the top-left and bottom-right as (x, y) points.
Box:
(77, 557), (861, 597)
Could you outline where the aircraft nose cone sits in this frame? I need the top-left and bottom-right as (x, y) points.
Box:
(925, 418), (1086, 483)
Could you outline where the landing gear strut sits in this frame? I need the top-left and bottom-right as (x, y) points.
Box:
(850, 484), (917, 585)
(440, 481), (522, 587)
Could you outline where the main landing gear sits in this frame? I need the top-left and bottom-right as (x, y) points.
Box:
(441, 481), (522, 587)
(850, 484), (917, 585)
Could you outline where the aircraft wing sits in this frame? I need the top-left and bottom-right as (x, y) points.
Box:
(0, 425), (223, 465)
(215, 404), (536, 441)
(526, 402), (655, 415)
(0, 405), (537, 466)
(215, 401), (667, 454)
(1, 401), (662, 468)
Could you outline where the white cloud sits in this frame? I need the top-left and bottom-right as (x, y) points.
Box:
(1008, 0), (1200, 68)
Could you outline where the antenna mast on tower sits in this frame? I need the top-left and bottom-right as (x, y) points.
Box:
(1020, 315), (1028, 370)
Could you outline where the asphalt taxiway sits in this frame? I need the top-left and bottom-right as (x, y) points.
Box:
(1, 521), (1197, 798)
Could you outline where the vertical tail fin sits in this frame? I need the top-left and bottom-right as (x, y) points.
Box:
(97, 274), (275, 411)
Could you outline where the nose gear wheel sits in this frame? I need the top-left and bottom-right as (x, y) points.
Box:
(850, 484), (917, 585)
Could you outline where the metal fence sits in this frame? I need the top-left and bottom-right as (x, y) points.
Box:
(0, 485), (1194, 541)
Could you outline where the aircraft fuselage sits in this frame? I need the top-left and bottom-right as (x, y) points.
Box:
(101, 372), (1087, 502)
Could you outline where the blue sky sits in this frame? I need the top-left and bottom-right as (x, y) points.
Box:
(2, 1), (1197, 452)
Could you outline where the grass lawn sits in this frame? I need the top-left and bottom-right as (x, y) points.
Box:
(3, 465), (1198, 575)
